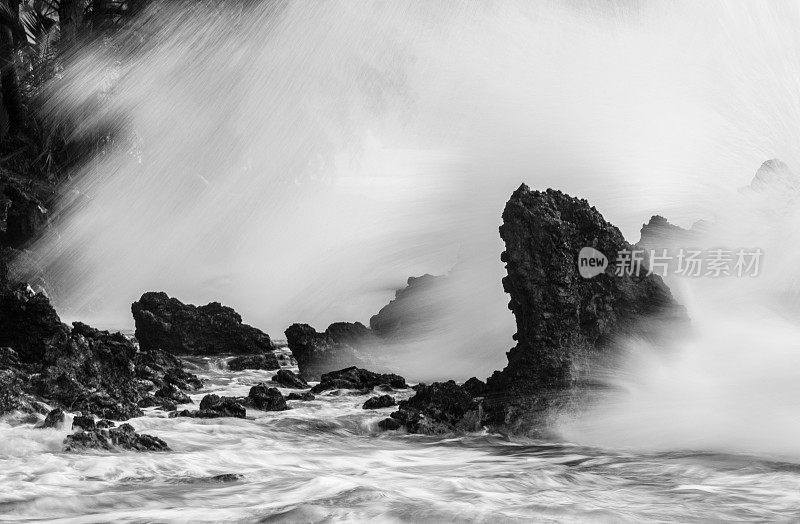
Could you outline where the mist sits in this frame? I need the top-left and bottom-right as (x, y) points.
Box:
(25, 0), (800, 385)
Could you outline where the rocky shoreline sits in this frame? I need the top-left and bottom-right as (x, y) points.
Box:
(0, 169), (703, 450)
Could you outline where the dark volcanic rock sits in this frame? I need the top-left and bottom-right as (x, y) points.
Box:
(0, 284), (68, 363)
(72, 414), (96, 431)
(462, 377), (487, 397)
(132, 292), (275, 356)
(362, 394), (395, 410)
(310, 367), (407, 394)
(388, 381), (480, 434)
(484, 185), (688, 432)
(2, 183), (48, 249)
(154, 384), (192, 405)
(0, 285), (200, 420)
(271, 369), (309, 389)
(285, 322), (381, 381)
(246, 384), (288, 411)
(40, 408), (65, 429)
(63, 423), (170, 453)
(286, 392), (315, 401)
(377, 417), (402, 431)
(227, 352), (280, 371)
(199, 394), (246, 418)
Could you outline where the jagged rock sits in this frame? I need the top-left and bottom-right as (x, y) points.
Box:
(462, 377), (487, 397)
(387, 381), (480, 434)
(39, 408), (65, 429)
(362, 395), (395, 409)
(284, 323), (381, 381)
(154, 384), (192, 405)
(71, 414), (96, 431)
(309, 367), (407, 393)
(271, 369), (309, 389)
(484, 185), (688, 432)
(227, 353), (280, 371)
(369, 274), (448, 338)
(0, 286), (200, 420)
(132, 292), (275, 356)
(63, 423), (170, 452)
(134, 349), (203, 392)
(246, 384), (288, 411)
(286, 392), (315, 401)
(0, 283), (68, 363)
(96, 419), (115, 429)
(377, 417), (402, 431)
(198, 394), (246, 418)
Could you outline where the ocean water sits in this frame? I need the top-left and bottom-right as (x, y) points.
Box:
(2, 351), (799, 523)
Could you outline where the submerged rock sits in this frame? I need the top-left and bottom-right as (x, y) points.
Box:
(246, 384), (288, 411)
(386, 381), (480, 434)
(286, 392), (315, 401)
(484, 185), (688, 432)
(132, 292), (275, 356)
(227, 353), (280, 371)
(271, 369), (309, 389)
(285, 323), (381, 381)
(362, 395), (395, 410)
(63, 423), (170, 453)
(310, 367), (407, 394)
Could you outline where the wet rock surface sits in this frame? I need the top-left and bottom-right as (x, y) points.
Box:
(246, 384), (288, 411)
(132, 291), (275, 356)
(0, 285), (201, 420)
(63, 422), (170, 453)
(362, 395), (395, 409)
(227, 352), (280, 371)
(286, 392), (315, 401)
(484, 185), (688, 432)
(385, 381), (480, 434)
(310, 367), (407, 394)
(271, 369), (309, 389)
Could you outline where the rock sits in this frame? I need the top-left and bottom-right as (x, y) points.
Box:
(132, 291), (275, 356)
(156, 401), (177, 412)
(462, 377), (487, 397)
(285, 323), (381, 381)
(197, 394), (246, 418)
(286, 392), (315, 401)
(246, 384), (288, 411)
(377, 417), (402, 431)
(388, 381), (481, 434)
(0, 283), (68, 363)
(71, 414), (95, 431)
(227, 352), (280, 371)
(154, 384), (192, 405)
(369, 274), (448, 339)
(2, 183), (48, 249)
(39, 408), (65, 429)
(362, 395), (395, 409)
(63, 423), (170, 452)
(0, 286), (200, 421)
(96, 419), (115, 429)
(309, 367), (407, 393)
(484, 186), (688, 432)
(271, 369), (309, 389)
(134, 348), (203, 392)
